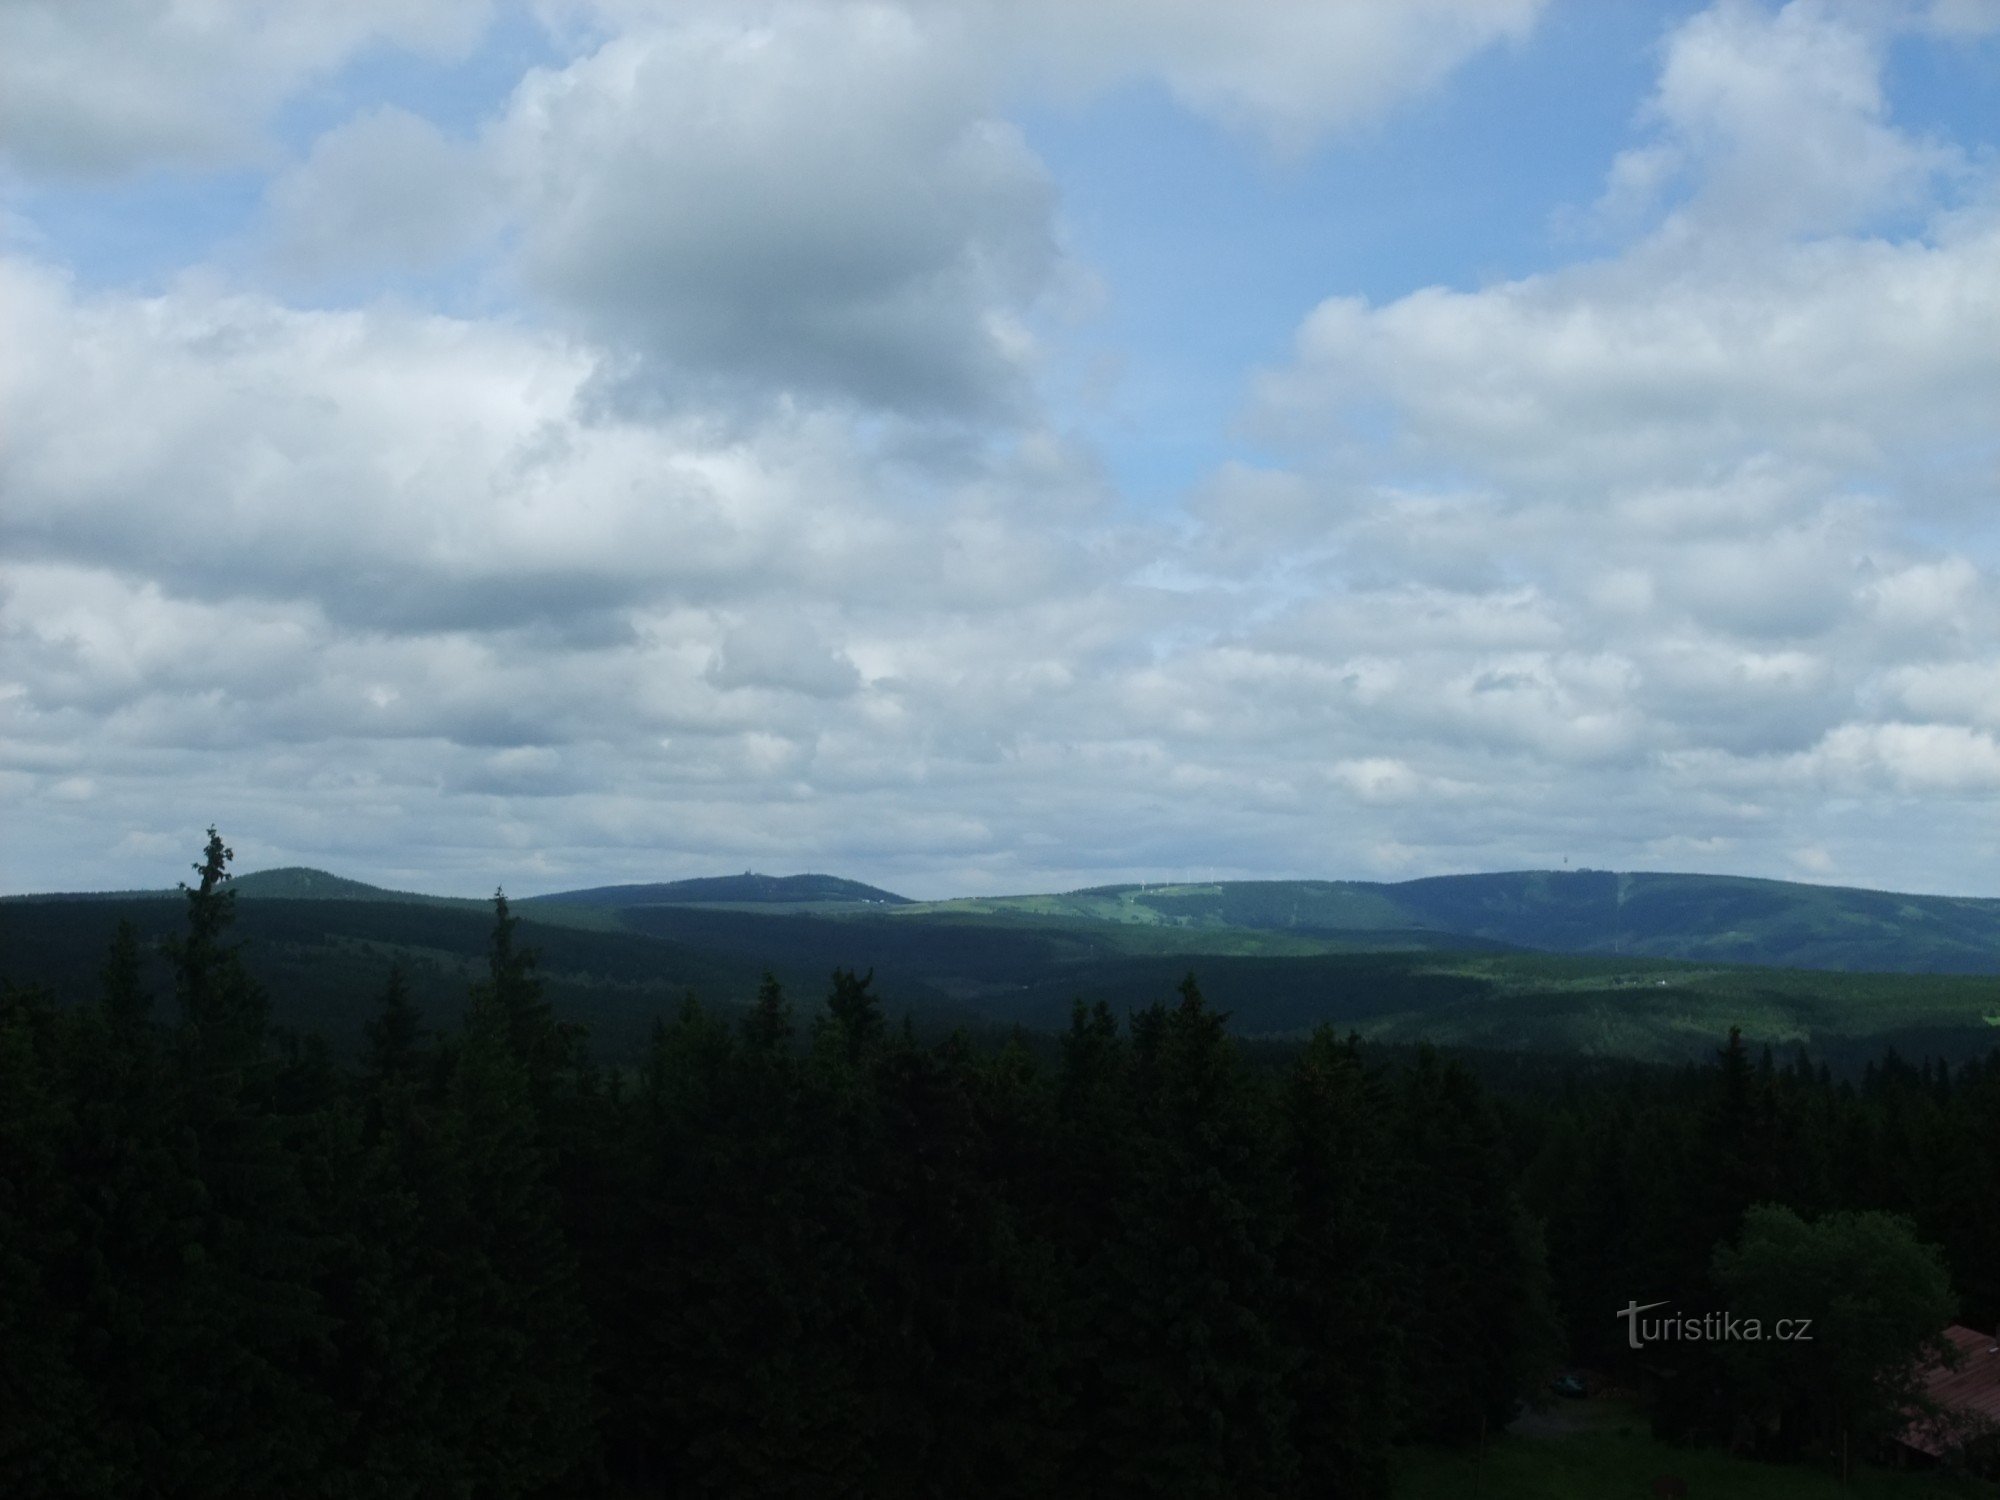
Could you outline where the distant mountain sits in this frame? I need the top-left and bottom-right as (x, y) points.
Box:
(915, 870), (2000, 974)
(0, 865), (445, 905)
(230, 867), (443, 903)
(1379, 869), (2000, 971)
(223, 868), (633, 934)
(13, 862), (2000, 973)
(10, 861), (2000, 1068)
(531, 873), (911, 909)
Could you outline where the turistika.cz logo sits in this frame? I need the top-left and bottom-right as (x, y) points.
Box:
(1617, 1300), (1814, 1350)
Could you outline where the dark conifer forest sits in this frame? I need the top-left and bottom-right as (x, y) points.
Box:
(4, 834), (1998, 1496)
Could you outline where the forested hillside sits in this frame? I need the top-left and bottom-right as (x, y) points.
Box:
(530, 872), (910, 908)
(913, 869), (2000, 973)
(5, 835), (1997, 1495)
(9, 878), (2000, 1068)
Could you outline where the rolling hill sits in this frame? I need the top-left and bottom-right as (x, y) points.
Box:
(530, 872), (910, 909)
(900, 870), (2000, 974)
(7, 863), (2000, 1070)
(42, 863), (1999, 975)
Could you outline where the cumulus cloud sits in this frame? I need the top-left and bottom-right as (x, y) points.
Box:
(251, 0), (1554, 416)
(1221, 0), (2000, 891)
(492, 6), (1060, 418)
(1605, 0), (1960, 239)
(0, 256), (1132, 633)
(974, 0), (1547, 153)
(264, 107), (503, 278)
(553, 0), (1549, 153)
(1260, 1), (2000, 519)
(10, 0), (2000, 901)
(1264, 220), (2000, 502)
(706, 615), (864, 700)
(0, 0), (492, 177)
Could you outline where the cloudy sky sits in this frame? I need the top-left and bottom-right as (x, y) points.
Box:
(5, 0), (2000, 899)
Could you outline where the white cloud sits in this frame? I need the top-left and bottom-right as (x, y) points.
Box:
(550, 0), (1549, 154)
(250, 0), (1554, 415)
(1608, 0), (1958, 240)
(706, 615), (864, 700)
(973, 0), (1547, 153)
(1809, 721), (2000, 794)
(1264, 2), (2000, 512)
(11, 0), (2000, 902)
(1909, 0), (2000, 39)
(1884, 660), (2000, 727)
(264, 107), (503, 278)
(0, 0), (492, 177)
(1266, 219), (2000, 500)
(5, 260), (1108, 633)
(493, 6), (1060, 417)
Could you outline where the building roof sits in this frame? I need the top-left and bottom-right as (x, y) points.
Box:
(1899, 1325), (2000, 1457)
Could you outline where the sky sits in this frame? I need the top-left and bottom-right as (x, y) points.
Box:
(6, 0), (2000, 900)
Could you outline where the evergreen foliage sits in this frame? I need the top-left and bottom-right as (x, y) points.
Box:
(1, 832), (1991, 1495)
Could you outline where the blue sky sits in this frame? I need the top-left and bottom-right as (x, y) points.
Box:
(6, 0), (2000, 899)
(1020, 3), (1679, 502)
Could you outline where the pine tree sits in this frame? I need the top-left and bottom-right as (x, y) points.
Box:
(0, 988), (108, 1494)
(1388, 1046), (1554, 1446)
(431, 981), (598, 1495)
(474, 891), (563, 1110)
(1094, 975), (1297, 1498)
(1279, 1028), (1396, 1498)
(100, 918), (151, 1027)
(146, 830), (343, 1495)
(743, 970), (794, 1054)
(822, 966), (884, 1063)
(1049, 998), (1136, 1495)
(164, 827), (267, 1072)
(363, 963), (424, 1084)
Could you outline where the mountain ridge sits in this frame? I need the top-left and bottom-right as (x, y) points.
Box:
(529, 873), (910, 908)
(15, 864), (2000, 973)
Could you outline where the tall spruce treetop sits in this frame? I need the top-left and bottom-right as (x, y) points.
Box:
(473, 890), (562, 1105)
(364, 964), (424, 1083)
(100, 918), (151, 1027)
(743, 970), (794, 1054)
(824, 967), (883, 1063)
(170, 827), (233, 1025)
(164, 827), (266, 1064)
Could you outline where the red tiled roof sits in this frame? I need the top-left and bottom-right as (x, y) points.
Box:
(1899, 1326), (2000, 1457)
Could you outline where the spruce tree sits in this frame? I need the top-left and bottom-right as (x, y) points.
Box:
(363, 963), (424, 1085)
(1096, 975), (1296, 1498)
(99, 918), (151, 1027)
(744, 969), (794, 1053)
(0, 989), (106, 1494)
(433, 979), (597, 1495)
(164, 827), (267, 1072)
(823, 966), (884, 1063)
(1279, 1028), (1396, 1498)
(1388, 1046), (1553, 1445)
(474, 891), (562, 1110)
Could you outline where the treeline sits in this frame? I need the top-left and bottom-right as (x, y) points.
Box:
(0, 835), (1552, 1498)
(1514, 1029), (1998, 1459)
(3, 834), (1990, 1494)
